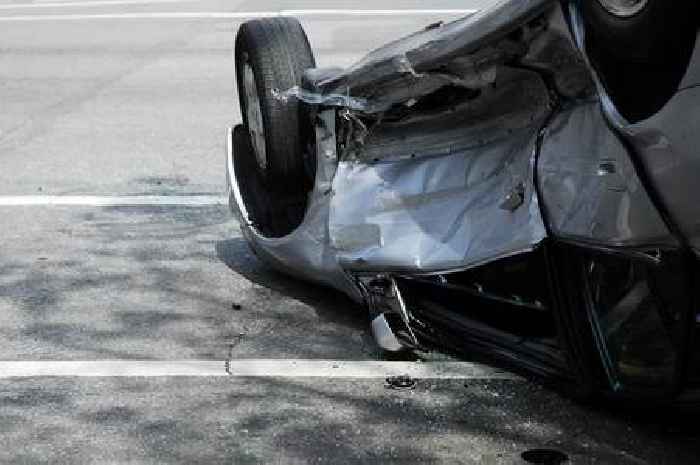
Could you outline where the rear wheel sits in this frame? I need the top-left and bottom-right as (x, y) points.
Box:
(582, 0), (698, 121)
(235, 17), (316, 192)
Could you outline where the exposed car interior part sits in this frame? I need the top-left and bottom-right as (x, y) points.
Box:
(557, 244), (693, 394)
(584, 251), (688, 388)
(394, 248), (568, 376)
(340, 67), (550, 163)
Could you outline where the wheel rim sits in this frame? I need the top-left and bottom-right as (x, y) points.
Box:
(596, 0), (649, 17)
(242, 62), (267, 172)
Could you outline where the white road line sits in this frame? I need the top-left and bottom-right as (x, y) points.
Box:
(0, 361), (226, 377)
(0, 12), (275, 20)
(0, 360), (520, 379)
(283, 9), (478, 16)
(227, 360), (520, 380)
(0, 0), (195, 10)
(0, 195), (226, 207)
(0, 9), (476, 21)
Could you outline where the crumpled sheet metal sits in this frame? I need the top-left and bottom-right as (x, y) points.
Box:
(322, 64), (551, 272)
(328, 128), (547, 273)
(538, 102), (677, 248)
(317, 0), (555, 96)
(340, 66), (551, 163)
(279, 53), (504, 114)
(276, 69), (496, 114)
(276, 0), (555, 114)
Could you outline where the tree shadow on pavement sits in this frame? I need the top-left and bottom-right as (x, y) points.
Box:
(1, 375), (699, 465)
(0, 206), (374, 361)
(215, 237), (366, 330)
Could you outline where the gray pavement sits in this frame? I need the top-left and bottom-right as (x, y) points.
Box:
(2, 377), (699, 465)
(0, 1), (699, 464)
(0, 205), (370, 360)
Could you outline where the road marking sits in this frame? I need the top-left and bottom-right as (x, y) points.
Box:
(226, 360), (520, 380)
(0, 360), (520, 379)
(0, 12), (275, 20)
(0, 361), (227, 377)
(0, 0), (195, 9)
(0, 195), (226, 207)
(283, 9), (478, 16)
(0, 9), (476, 21)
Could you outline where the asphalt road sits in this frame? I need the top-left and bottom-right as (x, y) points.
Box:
(0, 1), (699, 464)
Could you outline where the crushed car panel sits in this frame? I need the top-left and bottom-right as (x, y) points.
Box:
(312, 0), (555, 103)
(538, 101), (678, 248)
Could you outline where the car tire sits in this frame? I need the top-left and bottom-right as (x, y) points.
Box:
(582, 0), (696, 63)
(235, 17), (316, 192)
(232, 123), (309, 238)
(581, 0), (698, 122)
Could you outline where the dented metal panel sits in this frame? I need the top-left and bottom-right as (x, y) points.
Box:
(329, 132), (547, 272)
(327, 68), (551, 272)
(538, 102), (677, 248)
(276, 0), (557, 115)
(317, 0), (555, 98)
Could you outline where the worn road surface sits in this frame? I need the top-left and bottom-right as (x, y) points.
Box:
(0, 0), (699, 463)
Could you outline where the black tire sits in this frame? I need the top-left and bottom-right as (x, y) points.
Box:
(232, 124), (308, 238)
(235, 17), (316, 192)
(582, 0), (696, 64)
(581, 0), (698, 122)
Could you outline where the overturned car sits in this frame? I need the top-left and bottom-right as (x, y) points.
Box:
(227, 0), (700, 405)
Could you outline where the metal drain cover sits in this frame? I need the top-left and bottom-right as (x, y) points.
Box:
(385, 375), (417, 390)
(521, 449), (569, 464)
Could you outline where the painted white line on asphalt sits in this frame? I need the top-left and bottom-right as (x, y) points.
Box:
(0, 0), (194, 10)
(0, 195), (226, 207)
(283, 9), (478, 16)
(0, 361), (227, 377)
(227, 360), (520, 380)
(0, 9), (476, 21)
(0, 360), (520, 379)
(0, 12), (275, 20)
